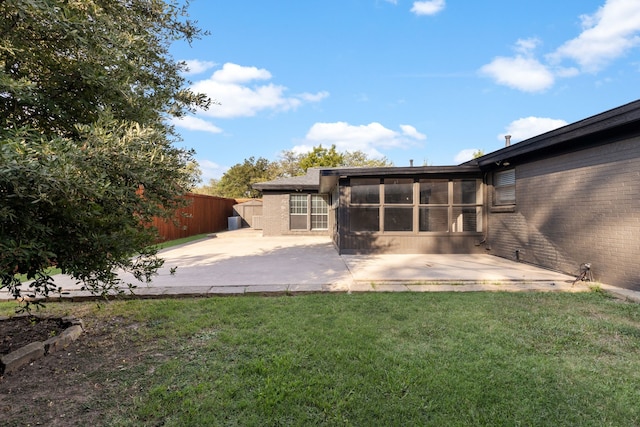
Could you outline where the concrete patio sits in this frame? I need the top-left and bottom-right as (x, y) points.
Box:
(2, 229), (637, 302)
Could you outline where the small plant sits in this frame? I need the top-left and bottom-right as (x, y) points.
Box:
(588, 283), (603, 293)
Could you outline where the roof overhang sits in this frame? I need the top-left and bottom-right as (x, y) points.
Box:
(471, 99), (640, 171)
(319, 165), (482, 192)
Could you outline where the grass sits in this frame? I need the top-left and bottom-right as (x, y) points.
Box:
(154, 233), (211, 250)
(2, 291), (640, 426)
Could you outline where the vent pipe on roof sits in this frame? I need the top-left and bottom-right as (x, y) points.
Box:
(409, 159), (414, 167)
(505, 135), (512, 147)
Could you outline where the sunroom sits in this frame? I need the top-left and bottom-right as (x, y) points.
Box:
(318, 166), (485, 254)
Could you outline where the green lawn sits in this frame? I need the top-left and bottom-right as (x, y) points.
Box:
(154, 233), (211, 250)
(2, 291), (640, 426)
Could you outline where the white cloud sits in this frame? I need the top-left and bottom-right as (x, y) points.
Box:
(515, 37), (542, 54)
(170, 116), (222, 134)
(181, 59), (216, 76)
(210, 63), (272, 84)
(480, 56), (555, 92)
(500, 117), (569, 142)
(400, 124), (427, 140)
(480, 38), (555, 92)
(297, 91), (330, 102)
(549, 0), (640, 72)
(455, 149), (479, 164)
(197, 159), (227, 182)
(191, 63), (328, 119)
(411, 0), (445, 16)
(295, 121), (426, 158)
(481, 1), (640, 92)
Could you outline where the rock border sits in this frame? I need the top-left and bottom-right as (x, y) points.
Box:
(0, 314), (84, 376)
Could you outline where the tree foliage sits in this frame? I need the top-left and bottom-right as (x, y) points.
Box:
(0, 0), (209, 306)
(212, 157), (278, 199)
(298, 145), (344, 172)
(472, 149), (485, 159)
(342, 150), (394, 168)
(196, 146), (394, 198)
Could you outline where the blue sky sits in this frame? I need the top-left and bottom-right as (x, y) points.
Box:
(169, 0), (640, 182)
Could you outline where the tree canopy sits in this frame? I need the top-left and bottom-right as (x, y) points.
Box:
(298, 145), (344, 172)
(210, 157), (278, 199)
(195, 146), (394, 198)
(1, 0), (209, 305)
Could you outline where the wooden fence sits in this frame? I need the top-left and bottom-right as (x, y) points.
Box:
(152, 193), (237, 242)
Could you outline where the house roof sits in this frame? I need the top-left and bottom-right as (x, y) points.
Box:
(253, 165), (484, 193)
(252, 168), (322, 191)
(469, 99), (640, 171)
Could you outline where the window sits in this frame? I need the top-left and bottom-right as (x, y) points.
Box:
(290, 194), (328, 231)
(290, 194), (308, 230)
(311, 195), (328, 230)
(494, 169), (515, 205)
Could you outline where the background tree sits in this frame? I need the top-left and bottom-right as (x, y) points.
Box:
(342, 150), (394, 168)
(0, 0), (209, 305)
(194, 146), (395, 197)
(275, 149), (305, 178)
(213, 157), (278, 199)
(298, 145), (344, 172)
(473, 149), (485, 159)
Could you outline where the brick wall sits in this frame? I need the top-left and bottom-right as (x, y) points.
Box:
(261, 193), (287, 236)
(261, 192), (331, 236)
(488, 136), (640, 290)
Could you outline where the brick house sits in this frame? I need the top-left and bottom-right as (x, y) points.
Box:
(254, 100), (640, 291)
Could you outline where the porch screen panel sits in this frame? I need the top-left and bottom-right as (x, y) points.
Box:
(453, 180), (477, 204)
(351, 178), (380, 204)
(384, 178), (413, 204)
(349, 207), (379, 232)
(419, 180), (449, 232)
(419, 207), (448, 232)
(419, 180), (448, 204)
(350, 178), (380, 232)
(384, 207), (413, 231)
(451, 207), (479, 232)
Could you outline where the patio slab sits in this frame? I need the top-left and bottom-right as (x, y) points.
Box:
(1, 229), (634, 302)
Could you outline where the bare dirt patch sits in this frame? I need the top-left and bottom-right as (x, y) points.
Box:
(0, 314), (155, 427)
(0, 316), (66, 355)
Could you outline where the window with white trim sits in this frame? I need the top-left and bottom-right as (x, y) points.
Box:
(311, 195), (328, 230)
(289, 194), (308, 230)
(289, 194), (328, 231)
(494, 169), (515, 205)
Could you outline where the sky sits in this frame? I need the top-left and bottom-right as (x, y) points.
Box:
(169, 0), (640, 182)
